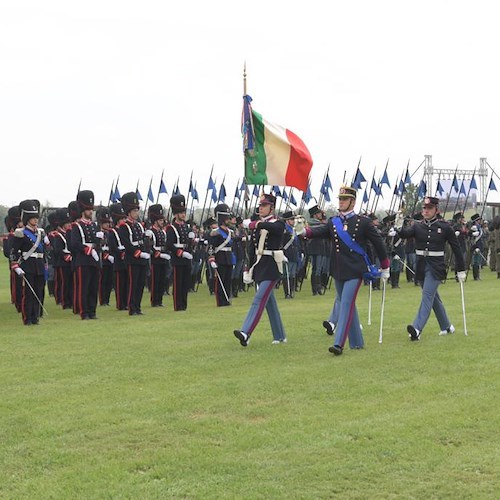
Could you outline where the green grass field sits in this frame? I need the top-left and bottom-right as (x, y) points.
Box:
(1, 267), (498, 498)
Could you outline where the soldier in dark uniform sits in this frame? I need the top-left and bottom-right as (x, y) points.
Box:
(468, 213), (483, 280)
(66, 200), (81, 315)
(208, 203), (235, 307)
(10, 200), (47, 325)
(281, 210), (301, 299)
(51, 207), (73, 309)
(165, 194), (193, 311)
(307, 205), (327, 295)
(392, 197), (466, 341)
(233, 194), (287, 347)
(202, 217), (218, 295)
(71, 190), (101, 320)
(108, 202), (128, 310)
(95, 206), (114, 306)
(4, 206), (23, 312)
(300, 186), (390, 355)
(146, 204), (170, 307)
(231, 216), (246, 297)
(119, 192), (150, 316)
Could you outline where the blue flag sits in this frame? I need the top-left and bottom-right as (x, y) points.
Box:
(208, 176), (215, 191)
(218, 183), (226, 202)
(211, 187), (218, 203)
(113, 186), (121, 202)
(362, 190), (369, 204)
(234, 185), (240, 200)
(282, 190), (288, 202)
(290, 193), (297, 206)
(489, 178), (497, 191)
(470, 176), (477, 190)
(436, 181), (444, 196)
(252, 185), (259, 197)
(452, 175), (459, 192)
(147, 186), (154, 202)
(303, 184), (312, 203)
(404, 169), (411, 185)
(272, 185), (281, 197)
(380, 168), (391, 188)
(417, 180), (427, 198)
(136, 189), (143, 201)
(459, 181), (466, 196)
(352, 168), (366, 189)
(159, 179), (168, 194)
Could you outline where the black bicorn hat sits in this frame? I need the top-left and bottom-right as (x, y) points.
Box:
(423, 196), (439, 207)
(109, 202), (126, 221)
(308, 205), (322, 217)
(470, 213), (481, 223)
(258, 193), (276, 206)
(77, 190), (95, 212)
(68, 201), (80, 222)
(214, 203), (232, 224)
(282, 210), (296, 220)
(203, 216), (217, 229)
(382, 213), (396, 225)
(96, 206), (111, 223)
(170, 194), (186, 215)
(19, 199), (40, 224)
(148, 204), (165, 221)
(121, 192), (140, 213)
(452, 211), (464, 222)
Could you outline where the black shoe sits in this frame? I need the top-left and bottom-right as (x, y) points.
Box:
(322, 320), (335, 336)
(129, 311), (137, 316)
(328, 345), (343, 356)
(407, 324), (421, 341)
(233, 330), (249, 347)
(81, 314), (90, 320)
(89, 314), (98, 320)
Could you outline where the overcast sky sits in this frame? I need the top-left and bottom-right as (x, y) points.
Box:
(1, 0), (499, 211)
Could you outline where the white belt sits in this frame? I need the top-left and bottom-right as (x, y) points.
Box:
(84, 243), (95, 249)
(131, 241), (139, 246)
(416, 250), (444, 257)
(153, 246), (162, 251)
(217, 247), (232, 252)
(102, 245), (109, 251)
(174, 243), (186, 248)
(260, 250), (275, 256)
(23, 252), (44, 258)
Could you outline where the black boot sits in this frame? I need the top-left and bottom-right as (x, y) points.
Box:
(473, 265), (480, 280)
(232, 279), (239, 298)
(283, 278), (290, 298)
(392, 271), (400, 288)
(406, 266), (413, 282)
(289, 278), (295, 298)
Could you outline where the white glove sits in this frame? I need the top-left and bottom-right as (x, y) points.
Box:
(91, 249), (99, 261)
(472, 231), (480, 237)
(380, 268), (390, 280)
(210, 260), (218, 269)
(144, 229), (154, 238)
(455, 231), (460, 237)
(471, 225), (477, 232)
(242, 219), (251, 229)
(283, 255), (289, 263)
(160, 253), (171, 260)
(44, 235), (50, 245)
(393, 254), (401, 261)
(193, 238), (200, 243)
(140, 252), (150, 260)
(95, 231), (104, 239)
(474, 248), (480, 254)
(14, 267), (25, 276)
(107, 255), (115, 264)
(457, 271), (466, 283)
(188, 231), (195, 239)
(181, 251), (193, 260)
(203, 240), (209, 245)
(294, 218), (305, 235)
(388, 228), (397, 237)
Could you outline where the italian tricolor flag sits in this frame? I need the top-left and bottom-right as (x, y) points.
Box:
(244, 109), (313, 192)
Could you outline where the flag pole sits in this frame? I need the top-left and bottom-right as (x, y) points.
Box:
(199, 164), (214, 226)
(144, 176), (153, 216)
(107, 179), (115, 207)
(156, 169), (164, 203)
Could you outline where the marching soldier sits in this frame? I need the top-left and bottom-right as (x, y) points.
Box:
(108, 202), (128, 310)
(233, 194), (287, 346)
(51, 207), (73, 309)
(71, 190), (101, 320)
(146, 204), (170, 307)
(307, 205), (328, 295)
(95, 206), (114, 305)
(299, 186), (390, 355)
(165, 194), (193, 311)
(281, 210), (301, 299)
(468, 213), (483, 280)
(391, 196), (466, 341)
(208, 203), (235, 307)
(4, 206), (23, 312)
(202, 217), (218, 295)
(119, 192), (150, 316)
(231, 216), (246, 297)
(10, 200), (47, 326)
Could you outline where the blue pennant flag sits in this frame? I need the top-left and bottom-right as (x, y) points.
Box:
(239, 180), (246, 192)
(371, 178), (381, 196)
(207, 176), (215, 191)
(380, 168), (391, 188)
(488, 178), (497, 191)
(136, 189), (143, 201)
(351, 168), (366, 189)
(113, 186), (121, 202)
(234, 185), (240, 200)
(252, 185), (260, 197)
(470, 176), (477, 190)
(192, 188), (199, 201)
(323, 173), (332, 191)
(218, 183), (226, 202)
(108, 187), (114, 202)
(323, 189), (331, 203)
(417, 180), (427, 198)
(303, 184), (312, 203)
(290, 193), (297, 206)
(459, 181), (466, 196)
(211, 187), (218, 203)
(147, 186), (154, 203)
(282, 190), (288, 202)
(451, 175), (459, 192)
(404, 169), (411, 185)
(436, 181), (444, 196)
(173, 185), (180, 196)
(159, 179), (168, 194)
(362, 190), (369, 204)
(272, 185), (281, 197)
